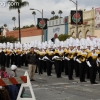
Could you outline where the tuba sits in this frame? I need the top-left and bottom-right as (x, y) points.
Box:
(68, 53), (74, 59)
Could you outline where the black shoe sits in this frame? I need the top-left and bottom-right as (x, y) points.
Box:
(83, 80), (87, 82)
(94, 82), (98, 84)
(48, 75), (52, 76)
(57, 76), (62, 78)
(91, 82), (98, 84)
(30, 79), (35, 81)
(69, 78), (74, 80)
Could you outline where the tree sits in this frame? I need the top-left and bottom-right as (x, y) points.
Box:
(57, 34), (72, 41)
(50, 15), (59, 20)
(7, 0), (29, 43)
(51, 11), (55, 19)
(32, 11), (36, 26)
(58, 10), (63, 18)
(30, 24), (34, 27)
(0, 36), (18, 43)
(4, 24), (7, 28)
(12, 17), (16, 27)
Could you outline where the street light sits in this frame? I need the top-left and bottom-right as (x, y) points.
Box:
(70, 0), (78, 38)
(30, 8), (44, 42)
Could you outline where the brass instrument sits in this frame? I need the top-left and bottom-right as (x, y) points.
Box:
(54, 49), (58, 54)
(64, 49), (68, 54)
(48, 51), (54, 56)
(6, 50), (10, 55)
(58, 51), (63, 56)
(92, 56), (97, 60)
(56, 57), (63, 61)
(79, 53), (87, 62)
(16, 50), (22, 55)
(39, 51), (45, 56)
(68, 53), (74, 59)
(87, 52), (92, 59)
(77, 51), (81, 56)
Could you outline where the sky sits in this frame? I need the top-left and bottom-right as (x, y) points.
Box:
(0, 0), (100, 31)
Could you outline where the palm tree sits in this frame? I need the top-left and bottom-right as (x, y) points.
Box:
(7, 0), (29, 43)
(32, 11), (36, 26)
(51, 11), (55, 19)
(12, 17), (16, 27)
(4, 24), (7, 28)
(58, 10), (63, 18)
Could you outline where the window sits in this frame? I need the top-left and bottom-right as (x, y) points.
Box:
(52, 21), (54, 25)
(49, 22), (51, 26)
(59, 19), (61, 24)
(56, 20), (58, 24)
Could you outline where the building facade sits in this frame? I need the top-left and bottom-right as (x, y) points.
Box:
(6, 27), (42, 44)
(47, 17), (68, 40)
(68, 9), (95, 38)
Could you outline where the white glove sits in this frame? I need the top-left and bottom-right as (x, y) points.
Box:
(52, 56), (59, 60)
(86, 61), (92, 67)
(39, 57), (41, 60)
(76, 59), (81, 63)
(97, 58), (100, 63)
(43, 56), (49, 60)
(65, 57), (70, 61)
(73, 56), (76, 61)
(42, 57), (44, 60)
(63, 56), (65, 60)
(20, 54), (23, 56)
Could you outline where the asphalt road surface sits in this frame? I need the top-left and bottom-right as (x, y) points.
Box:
(7, 67), (100, 100)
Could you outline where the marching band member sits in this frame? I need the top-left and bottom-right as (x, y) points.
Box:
(44, 44), (54, 76)
(75, 43), (81, 77)
(63, 43), (69, 75)
(52, 44), (63, 78)
(15, 43), (22, 67)
(6, 43), (12, 68)
(87, 47), (98, 84)
(2, 43), (6, 67)
(96, 46), (100, 80)
(37, 45), (46, 74)
(76, 45), (87, 82)
(67, 44), (75, 80)
(0, 43), (3, 66)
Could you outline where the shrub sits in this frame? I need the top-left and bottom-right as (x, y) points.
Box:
(0, 36), (18, 43)
(57, 34), (71, 41)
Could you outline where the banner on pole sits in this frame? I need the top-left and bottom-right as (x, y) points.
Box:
(71, 10), (83, 25)
(37, 18), (48, 29)
(95, 7), (100, 29)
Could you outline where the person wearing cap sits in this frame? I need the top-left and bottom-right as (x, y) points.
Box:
(67, 44), (75, 80)
(76, 46), (87, 82)
(9, 65), (17, 77)
(87, 47), (98, 84)
(52, 45), (64, 78)
(26, 47), (38, 81)
(44, 45), (54, 76)
(37, 46), (46, 75)
(75, 44), (81, 77)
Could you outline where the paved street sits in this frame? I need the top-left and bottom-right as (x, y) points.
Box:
(7, 67), (100, 100)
